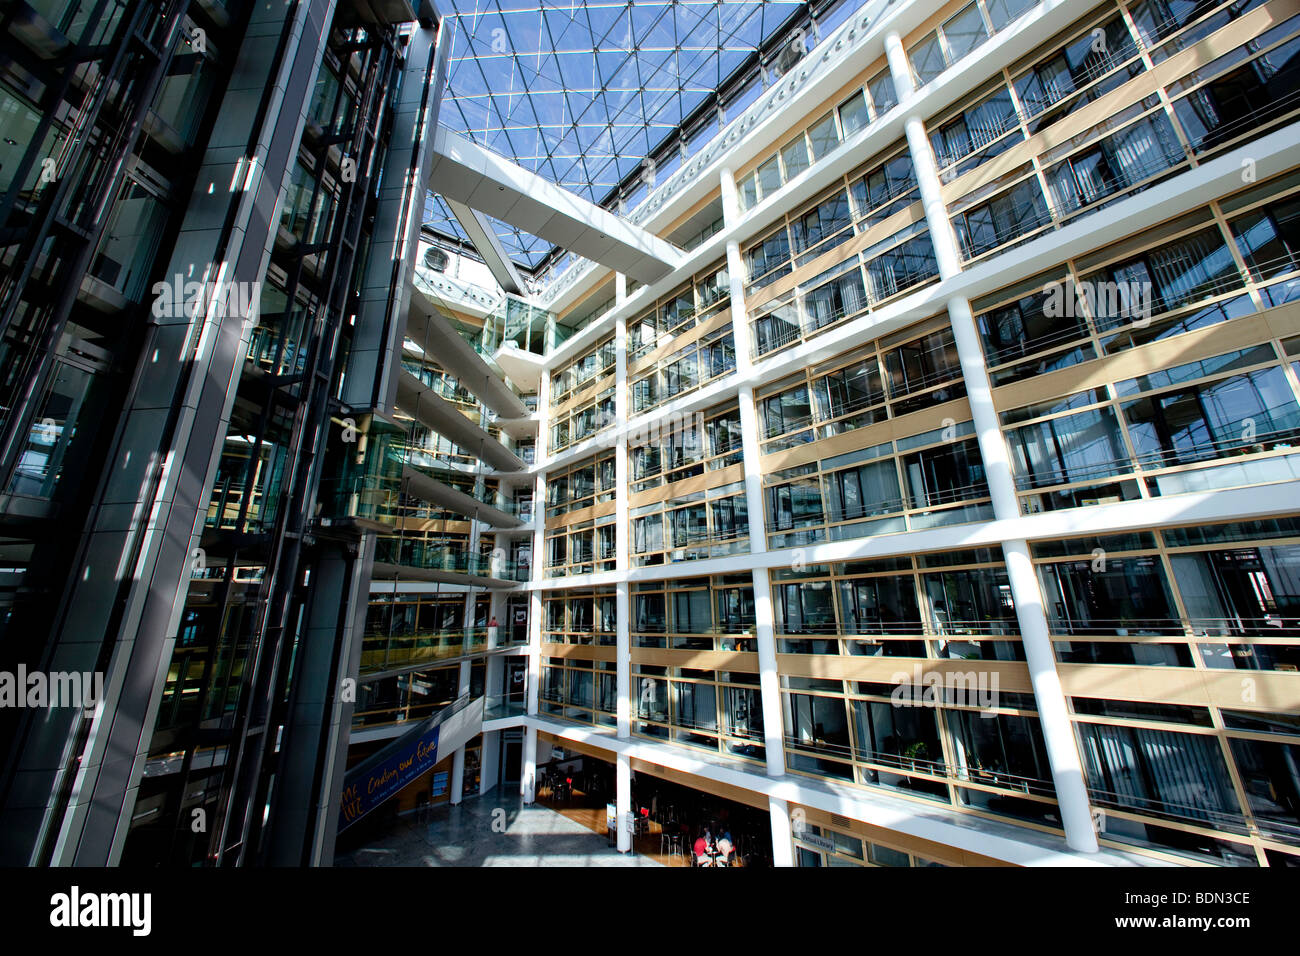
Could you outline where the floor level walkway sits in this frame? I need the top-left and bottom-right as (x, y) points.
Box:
(334, 793), (664, 867)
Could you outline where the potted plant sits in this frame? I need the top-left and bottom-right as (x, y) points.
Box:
(902, 740), (929, 771)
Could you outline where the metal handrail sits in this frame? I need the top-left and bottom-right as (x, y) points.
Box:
(1017, 41), (1143, 119)
(1086, 785), (1251, 833)
(1129, 424), (1300, 470)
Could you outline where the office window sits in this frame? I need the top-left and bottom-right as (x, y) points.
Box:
(782, 135), (811, 180)
(868, 70), (898, 115)
(910, 32), (946, 86)
(790, 190), (854, 265)
(1077, 723), (1241, 827)
(942, 3), (990, 62)
(807, 112), (840, 161)
(930, 85), (1021, 174)
(1230, 196), (1300, 280)
(838, 90), (870, 137)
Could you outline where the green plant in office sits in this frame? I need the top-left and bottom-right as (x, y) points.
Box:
(902, 740), (929, 770)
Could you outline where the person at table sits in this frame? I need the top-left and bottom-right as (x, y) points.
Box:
(716, 833), (734, 865)
(694, 829), (713, 866)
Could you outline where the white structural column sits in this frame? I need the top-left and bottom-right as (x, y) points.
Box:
(450, 657), (473, 804)
(886, 33), (1099, 853)
(522, 367), (551, 803)
(722, 167), (788, 791)
(767, 797), (795, 868)
(614, 298), (633, 853)
(615, 755), (633, 854)
(950, 298), (1100, 854)
(463, 500), (483, 652)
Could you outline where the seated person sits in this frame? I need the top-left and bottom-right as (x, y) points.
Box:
(716, 835), (734, 864)
(694, 831), (713, 866)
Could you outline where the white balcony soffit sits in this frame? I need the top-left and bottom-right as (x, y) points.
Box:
(394, 368), (524, 472)
(491, 340), (545, 393)
(445, 197), (527, 294)
(405, 296), (529, 418)
(427, 125), (685, 285)
(400, 464), (522, 529)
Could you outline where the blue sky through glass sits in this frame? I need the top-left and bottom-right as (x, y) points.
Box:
(428, 1), (806, 270)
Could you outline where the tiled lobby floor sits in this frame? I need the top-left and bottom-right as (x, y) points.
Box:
(334, 793), (664, 867)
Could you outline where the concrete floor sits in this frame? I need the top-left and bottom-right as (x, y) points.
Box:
(334, 793), (664, 867)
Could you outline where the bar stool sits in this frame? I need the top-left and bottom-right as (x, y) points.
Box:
(666, 832), (685, 863)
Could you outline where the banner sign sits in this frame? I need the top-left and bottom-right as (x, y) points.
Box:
(338, 725), (441, 833)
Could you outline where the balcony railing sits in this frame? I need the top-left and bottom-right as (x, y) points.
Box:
(358, 626), (498, 675)
(1129, 423), (1300, 471)
(374, 537), (528, 580)
(751, 261), (939, 359)
(1086, 785), (1251, 835)
(959, 149), (1190, 262)
(1047, 615), (1300, 638)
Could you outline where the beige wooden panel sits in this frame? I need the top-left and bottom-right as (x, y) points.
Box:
(940, 0), (1299, 205)
(541, 643), (617, 662)
(745, 201), (924, 312)
(1059, 664), (1300, 712)
(627, 462), (746, 509)
(628, 304), (734, 377)
(395, 519), (473, 533)
(629, 647), (761, 673)
(777, 654), (1035, 695)
(551, 370), (616, 419)
(545, 498), (617, 532)
(1264, 300), (1300, 338)
(761, 396), (971, 473)
(991, 313), (1284, 411)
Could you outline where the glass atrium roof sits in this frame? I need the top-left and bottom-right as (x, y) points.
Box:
(428, 0), (808, 271)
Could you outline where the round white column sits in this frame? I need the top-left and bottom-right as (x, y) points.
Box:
(768, 796), (795, 867)
(616, 753), (632, 853)
(885, 41), (1100, 853)
(722, 165), (788, 779)
(614, 314), (632, 741)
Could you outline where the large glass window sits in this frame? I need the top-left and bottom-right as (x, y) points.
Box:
(1168, 28), (1300, 155)
(790, 190), (853, 265)
(1038, 555), (1180, 637)
(930, 86), (1021, 176)
(849, 151), (918, 225)
(1043, 111), (1185, 216)
(7, 360), (96, 499)
(807, 112), (840, 162)
(953, 176), (1050, 259)
(1005, 405), (1130, 490)
(1077, 723), (1242, 829)
(942, 3), (990, 62)
(948, 711), (1053, 791)
(1121, 365), (1300, 468)
(1230, 196), (1300, 280)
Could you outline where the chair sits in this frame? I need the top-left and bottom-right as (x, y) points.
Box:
(667, 832), (686, 863)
